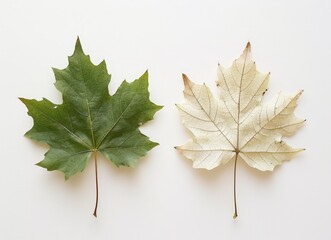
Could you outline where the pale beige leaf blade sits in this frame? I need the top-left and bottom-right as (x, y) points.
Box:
(176, 43), (305, 218)
(176, 74), (236, 148)
(239, 91), (305, 150)
(176, 137), (235, 170)
(240, 141), (304, 171)
(216, 42), (270, 122)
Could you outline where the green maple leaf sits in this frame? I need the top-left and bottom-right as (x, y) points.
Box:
(20, 38), (162, 217)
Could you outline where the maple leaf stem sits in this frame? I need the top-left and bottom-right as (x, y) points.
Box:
(233, 152), (239, 219)
(93, 151), (99, 218)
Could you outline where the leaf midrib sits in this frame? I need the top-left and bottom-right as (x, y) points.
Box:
(235, 51), (249, 152)
(82, 74), (96, 149)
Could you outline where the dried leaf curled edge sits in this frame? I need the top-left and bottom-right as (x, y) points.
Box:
(175, 43), (305, 218)
(20, 38), (162, 217)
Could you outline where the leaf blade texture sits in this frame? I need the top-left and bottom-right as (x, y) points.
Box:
(176, 43), (305, 217)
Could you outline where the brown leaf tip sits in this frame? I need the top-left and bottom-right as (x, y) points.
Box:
(245, 41), (251, 51)
(182, 73), (189, 86)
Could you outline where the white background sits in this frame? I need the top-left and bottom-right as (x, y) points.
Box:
(0, 0), (330, 239)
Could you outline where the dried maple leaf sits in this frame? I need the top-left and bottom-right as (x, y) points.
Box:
(175, 43), (305, 218)
(20, 38), (162, 217)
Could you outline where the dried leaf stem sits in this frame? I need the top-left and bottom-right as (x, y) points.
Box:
(233, 153), (239, 219)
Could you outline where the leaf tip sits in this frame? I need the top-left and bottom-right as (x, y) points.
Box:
(76, 35), (81, 44)
(182, 73), (189, 85)
(18, 97), (26, 103)
(245, 41), (251, 52)
(142, 69), (149, 77)
(152, 141), (160, 147)
(174, 146), (182, 150)
(137, 70), (149, 85)
(74, 36), (84, 54)
(156, 104), (164, 111)
(35, 161), (46, 169)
